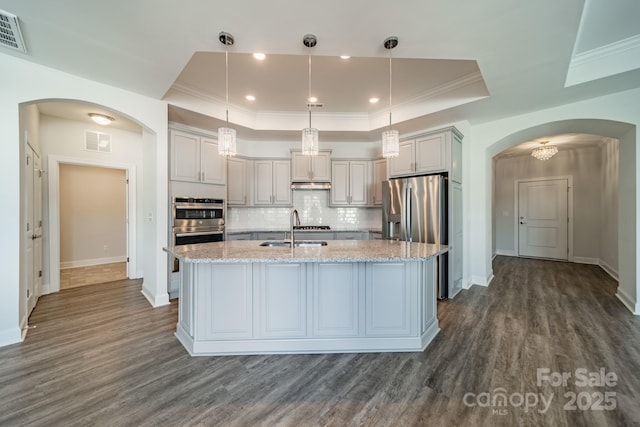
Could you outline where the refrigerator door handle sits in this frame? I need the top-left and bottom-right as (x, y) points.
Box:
(405, 183), (412, 242)
(401, 182), (408, 241)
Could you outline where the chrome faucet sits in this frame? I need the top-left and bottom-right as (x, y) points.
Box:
(290, 208), (300, 248)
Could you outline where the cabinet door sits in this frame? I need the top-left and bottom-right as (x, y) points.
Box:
(227, 157), (247, 205)
(170, 130), (200, 182)
(272, 160), (292, 205)
(371, 159), (387, 206)
(201, 138), (226, 185)
(196, 263), (253, 340)
(254, 161), (274, 205)
(450, 182), (463, 296)
(313, 263), (359, 337)
(451, 134), (462, 183)
(365, 262), (412, 336)
(336, 232), (367, 240)
(258, 264), (307, 338)
(291, 152), (311, 181)
(415, 134), (446, 174)
(348, 161), (369, 205)
(330, 161), (350, 205)
(311, 152), (331, 181)
(388, 140), (415, 177)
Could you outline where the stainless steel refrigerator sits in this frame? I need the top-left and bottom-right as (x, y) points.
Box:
(382, 174), (448, 299)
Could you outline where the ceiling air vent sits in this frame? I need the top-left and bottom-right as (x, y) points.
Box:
(0, 9), (27, 53)
(85, 130), (112, 153)
(306, 103), (324, 109)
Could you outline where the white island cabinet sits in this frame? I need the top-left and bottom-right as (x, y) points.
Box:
(166, 240), (445, 356)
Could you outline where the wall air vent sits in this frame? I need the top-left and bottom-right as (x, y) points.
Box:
(85, 130), (112, 153)
(0, 9), (27, 53)
(306, 103), (324, 109)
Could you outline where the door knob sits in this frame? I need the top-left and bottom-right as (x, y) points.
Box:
(520, 222), (526, 225)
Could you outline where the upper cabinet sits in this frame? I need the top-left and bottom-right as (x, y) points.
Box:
(227, 157), (253, 206)
(371, 158), (387, 206)
(331, 160), (369, 206)
(388, 127), (463, 183)
(170, 129), (226, 185)
(291, 151), (331, 182)
(254, 160), (292, 206)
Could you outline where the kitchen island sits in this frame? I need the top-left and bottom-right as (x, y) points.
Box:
(165, 240), (447, 356)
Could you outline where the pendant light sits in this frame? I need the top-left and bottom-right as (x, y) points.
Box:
(382, 36), (399, 158)
(301, 34), (319, 156)
(218, 31), (237, 157)
(531, 141), (558, 160)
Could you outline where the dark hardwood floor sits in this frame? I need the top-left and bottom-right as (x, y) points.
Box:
(1, 256), (639, 426)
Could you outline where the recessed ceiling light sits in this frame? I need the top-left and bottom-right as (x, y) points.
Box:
(369, 97), (379, 104)
(88, 113), (114, 125)
(245, 95), (256, 101)
(340, 55), (351, 59)
(253, 53), (266, 60)
(308, 96), (318, 103)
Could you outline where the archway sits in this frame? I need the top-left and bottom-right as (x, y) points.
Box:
(486, 119), (636, 314)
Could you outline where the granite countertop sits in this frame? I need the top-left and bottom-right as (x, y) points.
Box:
(226, 228), (382, 234)
(165, 240), (447, 263)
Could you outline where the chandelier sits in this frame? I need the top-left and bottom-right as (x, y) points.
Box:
(217, 31), (237, 157)
(301, 34), (319, 156)
(531, 141), (558, 161)
(382, 36), (399, 158)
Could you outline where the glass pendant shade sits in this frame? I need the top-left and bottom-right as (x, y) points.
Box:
(531, 142), (558, 161)
(382, 129), (400, 158)
(218, 126), (237, 157)
(301, 127), (319, 155)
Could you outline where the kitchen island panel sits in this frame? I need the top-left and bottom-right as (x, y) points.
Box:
(313, 263), (360, 337)
(257, 263), (307, 338)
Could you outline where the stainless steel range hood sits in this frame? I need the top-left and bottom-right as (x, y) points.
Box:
(290, 182), (331, 190)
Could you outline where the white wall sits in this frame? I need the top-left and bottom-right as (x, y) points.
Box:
(600, 139), (619, 276)
(494, 144), (607, 262)
(467, 89), (639, 314)
(41, 115), (144, 276)
(59, 164), (127, 267)
(0, 53), (170, 347)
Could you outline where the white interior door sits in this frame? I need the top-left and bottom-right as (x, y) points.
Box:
(517, 179), (568, 260)
(26, 145), (43, 315)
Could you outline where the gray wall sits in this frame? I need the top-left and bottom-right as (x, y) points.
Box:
(493, 140), (619, 271)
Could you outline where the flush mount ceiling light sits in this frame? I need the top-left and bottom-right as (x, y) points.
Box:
(217, 31), (237, 157)
(301, 34), (319, 156)
(382, 36), (399, 158)
(88, 113), (114, 125)
(531, 141), (558, 160)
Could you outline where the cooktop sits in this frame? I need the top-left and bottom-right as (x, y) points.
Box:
(293, 225), (331, 231)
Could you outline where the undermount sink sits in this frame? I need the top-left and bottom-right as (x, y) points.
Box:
(260, 240), (328, 248)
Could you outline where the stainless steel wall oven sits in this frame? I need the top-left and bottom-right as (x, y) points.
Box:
(171, 197), (225, 272)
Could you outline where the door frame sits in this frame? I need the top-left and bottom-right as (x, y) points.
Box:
(46, 155), (137, 294)
(513, 175), (573, 261)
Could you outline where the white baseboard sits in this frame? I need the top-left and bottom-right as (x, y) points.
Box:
(470, 271), (494, 287)
(61, 256), (127, 269)
(616, 288), (639, 315)
(495, 249), (516, 257)
(141, 286), (170, 308)
(0, 326), (23, 348)
(573, 256), (599, 265)
(599, 260), (619, 281)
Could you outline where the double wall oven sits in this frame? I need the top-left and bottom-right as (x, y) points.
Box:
(171, 197), (225, 276)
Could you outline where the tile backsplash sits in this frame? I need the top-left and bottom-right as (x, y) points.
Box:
(227, 191), (381, 230)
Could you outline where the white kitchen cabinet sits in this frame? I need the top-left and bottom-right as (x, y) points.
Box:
(312, 263), (359, 337)
(331, 160), (369, 206)
(388, 127), (462, 182)
(371, 158), (387, 206)
(365, 262), (414, 337)
(449, 181), (463, 297)
(254, 160), (292, 206)
(335, 232), (367, 240)
(170, 129), (226, 185)
(195, 263), (253, 340)
(227, 157), (252, 206)
(257, 263), (307, 338)
(291, 151), (331, 182)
